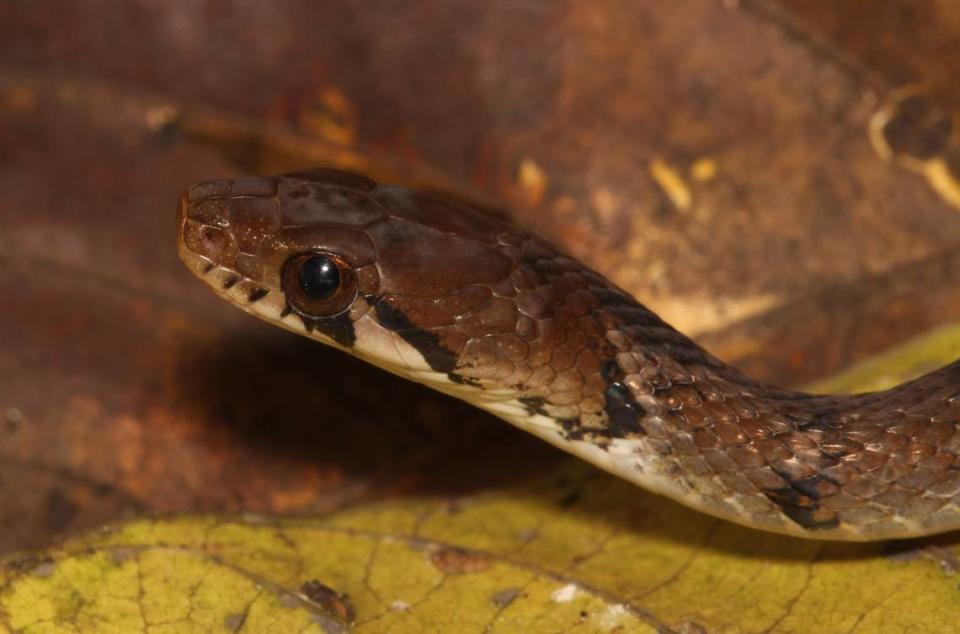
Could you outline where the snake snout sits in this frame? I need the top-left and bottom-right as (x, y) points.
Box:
(178, 208), (235, 270)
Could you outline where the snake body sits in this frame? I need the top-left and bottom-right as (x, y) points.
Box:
(177, 168), (960, 541)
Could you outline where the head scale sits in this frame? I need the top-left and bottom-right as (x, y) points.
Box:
(176, 168), (541, 386)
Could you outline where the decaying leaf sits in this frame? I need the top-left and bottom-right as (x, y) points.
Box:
(4, 324), (960, 633)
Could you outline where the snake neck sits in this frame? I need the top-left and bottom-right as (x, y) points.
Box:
(421, 236), (960, 540)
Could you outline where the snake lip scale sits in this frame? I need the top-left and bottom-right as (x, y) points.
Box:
(177, 167), (960, 541)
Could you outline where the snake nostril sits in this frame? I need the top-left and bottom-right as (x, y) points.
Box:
(182, 219), (232, 261)
(200, 226), (222, 251)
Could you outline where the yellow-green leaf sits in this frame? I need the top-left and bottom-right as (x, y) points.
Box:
(3, 325), (960, 633)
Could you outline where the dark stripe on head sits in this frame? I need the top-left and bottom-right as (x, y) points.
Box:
(448, 373), (481, 386)
(297, 312), (356, 348)
(374, 299), (457, 373)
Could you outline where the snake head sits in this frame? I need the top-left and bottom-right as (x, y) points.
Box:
(177, 168), (532, 387)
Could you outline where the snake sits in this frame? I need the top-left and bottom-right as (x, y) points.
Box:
(176, 168), (960, 541)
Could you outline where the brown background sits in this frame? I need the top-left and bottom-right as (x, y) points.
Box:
(2, 0), (960, 552)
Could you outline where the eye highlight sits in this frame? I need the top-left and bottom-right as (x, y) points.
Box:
(282, 252), (358, 318)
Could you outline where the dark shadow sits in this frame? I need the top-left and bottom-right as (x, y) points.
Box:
(171, 320), (563, 500)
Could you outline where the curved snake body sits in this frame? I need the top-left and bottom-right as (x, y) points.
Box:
(177, 168), (960, 540)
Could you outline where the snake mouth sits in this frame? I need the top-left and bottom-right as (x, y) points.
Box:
(175, 185), (279, 318)
(177, 185), (234, 268)
(177, 193), (200, 264)
(176, 190), (218, 276)
(175, 193), (204, 272)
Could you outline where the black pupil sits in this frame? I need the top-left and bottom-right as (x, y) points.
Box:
(298, 255), (341, 300)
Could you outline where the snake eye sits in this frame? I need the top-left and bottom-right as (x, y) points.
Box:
(282, 252), (358, 317)
(298, 255), (340, 299)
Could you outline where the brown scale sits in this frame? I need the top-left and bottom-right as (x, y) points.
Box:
(177, 168), (960, 540)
